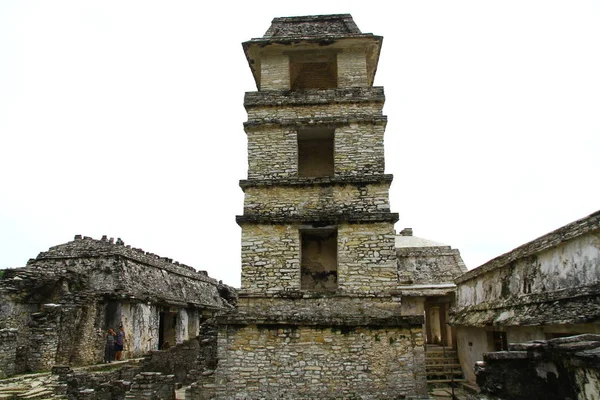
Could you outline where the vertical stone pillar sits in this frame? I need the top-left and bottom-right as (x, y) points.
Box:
(27, 304), (61, 372)
(0, 328), (18, 378)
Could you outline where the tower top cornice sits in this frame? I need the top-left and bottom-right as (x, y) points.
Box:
(242, 14), (382, 90)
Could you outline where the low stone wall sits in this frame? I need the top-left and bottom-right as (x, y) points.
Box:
(125, 372), (175, 400)
(201, 321), (427, 399)
(475, 334), (600, 400)
(0, 328), (18, 378)
(140, 337), (200, 383)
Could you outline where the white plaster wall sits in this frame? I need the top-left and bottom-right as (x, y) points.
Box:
(176, 309), (188, 344)
(455, 326), (492, 383)
(457, 232), (600, 308)
(120, 303), (159, 358)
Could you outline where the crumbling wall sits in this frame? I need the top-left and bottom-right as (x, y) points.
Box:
(126, 372), (175, 400)
(0, 236), (235, 377)
(140, 336), (200, 383)
(475, 334), (600, 400)
(0, 328), (18, 378)
(455, 217), (600, 310)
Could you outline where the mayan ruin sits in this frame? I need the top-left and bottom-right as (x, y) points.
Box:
(0, 11), (599, 400)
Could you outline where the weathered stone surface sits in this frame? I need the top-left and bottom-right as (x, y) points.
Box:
(0, 236), (235, 377)
(205, 324), (426, 400)
(452, 210), (600, 385)
(475, 334), (600, 400)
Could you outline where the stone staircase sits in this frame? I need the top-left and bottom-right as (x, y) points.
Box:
(425, 345), (465, 386)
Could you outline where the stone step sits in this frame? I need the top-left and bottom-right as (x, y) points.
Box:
(426, 370), (464, 377)
(427, 378), (467, 384)
(17, 388), (55, 399)
(0, 387), (29, 393)
(426, 364), (462, 370)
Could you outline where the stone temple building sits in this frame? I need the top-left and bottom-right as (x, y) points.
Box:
(0, 235), (235, 378)
(195, 14), (438, 400)
(396, 228), (467, 349)
(450, 210), (600, 385)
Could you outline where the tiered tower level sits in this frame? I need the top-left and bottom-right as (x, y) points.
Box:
(239, 15), (398, 297)
(201, 15), (427, 399)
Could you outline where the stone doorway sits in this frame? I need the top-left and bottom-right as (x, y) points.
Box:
(424, 297), (455, 348)
(158, 310), (177, 350)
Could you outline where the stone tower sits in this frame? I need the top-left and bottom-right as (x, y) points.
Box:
(198, 15), (427, 399)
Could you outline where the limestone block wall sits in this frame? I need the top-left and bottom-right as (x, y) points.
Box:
(241, 222), (397, 295)
(246, 101), (383, 122)
(337, 222), (397, 293)
(335, 123), (385, 176)
(247, 126), (298, 180)
(243, 183), (391, 218)
(241, 224), (300, 294)
(208, 324), (427, 399)
(0, 329), (18, 378)
(246, 123), (386, 180)
(237, 295), (403, 320)
(337, 48), (368, 87)
(260, 54), (290, 90)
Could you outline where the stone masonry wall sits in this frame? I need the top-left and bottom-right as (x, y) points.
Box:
(337, 222), (397, 293)
(241, 222), (397, 295)
(335, 123), (385, 176)
(243, 182), (391, 219)
(260, 54), (290, 90)
(245, 89), (383, 123)
(236, 295), (403, 320)
(337, 49), (369, 87)
(0, 329), (18, 378)
(246, 123), (386, 180)
(206, 324), (427, 400)
(257, 48), (370, 91)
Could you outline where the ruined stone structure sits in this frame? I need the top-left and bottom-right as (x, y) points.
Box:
(450, 210), (600, 384)
(396, 228), (467, 348)
(0, 235), (235, 377)
(475, 334), (600, 400)
(196, 14), (428, 399)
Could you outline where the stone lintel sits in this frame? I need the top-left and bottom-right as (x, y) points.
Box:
(236, 212), (399, 226)
(244, 115), (386, 129)
(244, 87), (385, 108)
(239, 174), (393, 190)
(217, 313), (424, 328)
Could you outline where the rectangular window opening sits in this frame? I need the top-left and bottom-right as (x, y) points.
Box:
(290, 53), (337, 90)
(300, 229), (338, 292)
(297, 127), (334, 177)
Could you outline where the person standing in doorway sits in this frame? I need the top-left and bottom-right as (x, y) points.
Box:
(115, 324), (126, 361)
(104, 328), (116, 363)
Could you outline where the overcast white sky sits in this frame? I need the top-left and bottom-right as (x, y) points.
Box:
(1, 1), (598, 287)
